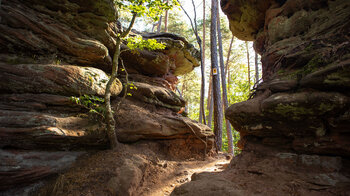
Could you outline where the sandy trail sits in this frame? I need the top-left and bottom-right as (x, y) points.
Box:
(141, 153), (231, 196)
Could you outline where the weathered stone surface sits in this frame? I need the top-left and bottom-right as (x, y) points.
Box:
(0, 94), (109, 150)
(121, 33), (200, 77)
(225, 0), (350, 157)
(0, 0), (116, 68)
(0, 63), (122, 97)
(107, 154), (148, 196)
(0, 150), (84, 191)
(221, 0), (275, 41)
(115, 99), (214, 145)
(126, 81), (185, 111)
(0, 0), (210, 194)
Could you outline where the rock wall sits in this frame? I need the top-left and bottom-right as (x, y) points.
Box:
(0, 0), (213, 194)
(172, 0), (350, 195)
(223, 0), (350, 161)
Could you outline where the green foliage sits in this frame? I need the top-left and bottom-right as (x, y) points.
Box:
(70, 95), (106, 118)
(166, 8), (196, 43)
(222, 122), (241, 155)
(115, 0), (179, 21)
(126, 35), (166, 51)
(178, 71), (201, 120)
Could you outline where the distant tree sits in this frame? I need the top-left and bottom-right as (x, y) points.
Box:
(166, 9), (192, 37)
(105, 0), (178, 149)
(210, 0), (223, 151)
(164, 0), (169, 32)
(177, 0), (206, 125)
(157, 15), (162, 32)
(245, 41), (251, 89)
(178, 71), (201, 119)
(225, 36), (234, 89)
(216, 4), (234, 155)
(255, 51), (259, 84)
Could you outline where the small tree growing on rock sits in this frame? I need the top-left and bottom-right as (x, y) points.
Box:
(105, 0), (179, 149)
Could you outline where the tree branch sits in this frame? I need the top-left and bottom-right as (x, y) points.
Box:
(121, 13), (137, 38)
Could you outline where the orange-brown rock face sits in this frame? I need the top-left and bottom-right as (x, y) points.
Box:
(172, 0), (350, 195)
(0, 0), (212, 194)
(224, 0), (350, 158)
(221, 0), (276, 41)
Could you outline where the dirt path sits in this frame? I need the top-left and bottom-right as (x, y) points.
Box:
(139, 153), (231, 196)
(37, 142), (230, 196)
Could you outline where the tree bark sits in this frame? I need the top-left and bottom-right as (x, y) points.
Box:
(225, 36), (234, 94)
(210, 0), (223, 151)
(157, 16), (162, 33)
(207, 73), (213, 128)
(216, 8), (234, 155)
(255, 51), (259, 85)
(164, 0), (169, 32)
(245, 41), (251, 89)
(104, 37), (120, 149)
(104, 13), (136, 149)
(198, 0), (206, 124)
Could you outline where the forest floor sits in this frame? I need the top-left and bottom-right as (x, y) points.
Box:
(37, 141), (230, 196)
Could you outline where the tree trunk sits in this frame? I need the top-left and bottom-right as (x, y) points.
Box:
(104, 14), (137, 149)
(225, 36), (234, 94)
(104, 38), (120, 149)
(210, 0), (223, 151)
(157, 16), (162, 33)
(164, 0), (169, 32)
(245, 41), (250, 89)
(225, 37), (234, 81)
(199, 0), (206, 125)
(255, 51), (259, 85)
(217, 8), (234, 155)
(207, 74), (213, 128)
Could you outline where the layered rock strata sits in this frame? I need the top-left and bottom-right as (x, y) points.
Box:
(0, 0), (213, 194)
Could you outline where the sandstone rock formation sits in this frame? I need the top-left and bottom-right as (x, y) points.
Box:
(0, 0), (213, 194)
(173, 0), (350, 195)
(225, 0), (350, 160)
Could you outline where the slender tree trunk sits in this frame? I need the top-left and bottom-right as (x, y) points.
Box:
(104, 14), (137, 149)
(178, 0), (206, 125)
(225, 37), (234, 80)
(245, 41), (250, 89)
(208, 91), (213, 128)
(207, 74), (213, 128)
(164, 0), (169, 32)
(104, 37), (120, 149)
(157, 16), (162, 32)
(225, 36), (234, 94)
(181, 79), (188, 113)
(210, 0), (223, 151)
(199, 0), (206, 124)
(216, 8), (234, 155)
(255, 51), (259, 84)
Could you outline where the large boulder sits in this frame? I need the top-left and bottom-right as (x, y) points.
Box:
(115, 99), (213, 144)
(120, 33), (201, 77)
